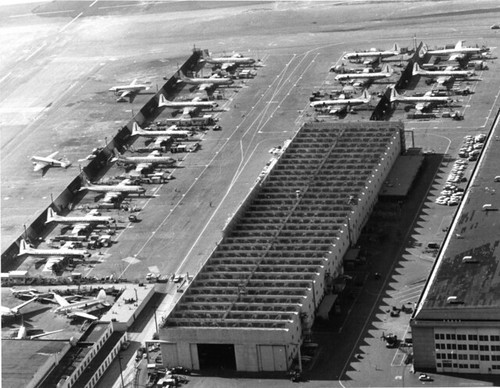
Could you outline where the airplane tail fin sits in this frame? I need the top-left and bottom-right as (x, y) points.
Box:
(393, 43), (400, 53)
(97, 290), (106, 300)
(131, 122), (142, 136)
(413, 63), (423, 76)
(382, 64), (392, 74)
(46, 208), (56, 224)
(18, 239), (28, 256)
(361, 89), (371, 102)
(389, 87), (399, 102)
(158, 94), (169, 107)
(79, 174), (92, 190)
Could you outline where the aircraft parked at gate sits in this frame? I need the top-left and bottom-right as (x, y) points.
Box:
(131, 122), (191, 139)
(45, 208), (115, 226)
(1, 297), (37, 318)
(413, 63), (474, 84)
(109, 79), (151, 102)
(389, 87), (453, 112)
(31, 152), (71, 175)
(17, 239), (90, 258)
(159, 94), (218, 115)
(176, 70), (234, 91)
(53, 290), (108, 321)
(79, 176), (146, 202)
(425, 40), (493, 61)
(201, 51), (256, 70)
(343, 43), (402, 61)
(310, 90), (371, 114)
(112, 149), (176, 173)
(335, 64), (394, 83)
(14, 324), (64, 340)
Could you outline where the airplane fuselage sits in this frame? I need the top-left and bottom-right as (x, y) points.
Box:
(206, 57), (255, 65)
(47, 215), (114, 225)
(20, 247), (89, 258)
(183, 76), (233, 86)
(343, 51), (398, 60)
(117, 156), (175, 165)
(83, 185), (146, 194)
(109, 85), (148, 93)
(133, 128), (191, 138)
(310, 98), (368, 108)
(161, 100), (218, 109)
(335, 72), (391, 81)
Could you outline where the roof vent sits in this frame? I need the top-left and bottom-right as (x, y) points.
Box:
(447, 296), (462, 304)
(462, 255), (478, 263)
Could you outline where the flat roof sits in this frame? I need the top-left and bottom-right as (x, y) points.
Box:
(379, 154), (424, 198)
(164, 121), (403, 329)
(416, 120), (500, 320)
(2, 340), (68, 388)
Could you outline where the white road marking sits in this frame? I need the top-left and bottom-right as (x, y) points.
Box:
(24, 41), (47, 61)
(60, 11), (83, 32)
(89, 0), (98, 7)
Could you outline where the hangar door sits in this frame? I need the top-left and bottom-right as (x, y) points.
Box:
(197, 344), (236, 370)
(258, 345), (287, 371)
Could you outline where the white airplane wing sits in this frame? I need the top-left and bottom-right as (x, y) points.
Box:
(154, 136), (169, 146)
(43, 257), (63, 273)
(118, 90), (131, 101)
(103, 192), (121, 202)
(449, 53), (463, 61)
(415, 102), (426, 112)
(46, 151), (59, 159)
(436, 76), (449, 85)
(198, 83), (213, 91)
(182, 106), (196, 115)
(71, 223), (89, 235)
(53, 293), (70, 307)
(33, 162), (47, 172)
(135, 163), (151, 173)
(455, 40), (464, 49)
(130, 78), (138, 86)
(69, 311), (99, 321)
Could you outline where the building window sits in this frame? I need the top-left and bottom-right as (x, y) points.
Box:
(480, 355), (490, 361)
(440, 333), (445, 340)
(447, 344), (452, 350)
(436, 353), (442, 359)
(480, 345), (490, 352)
(492, 355), (500, 361)
(457, 334), (466, 341)
(492, 345), (500, 351)
(458, 354), (468, 360)
(491, 335), (500, 342)
(468, 335), (478, 341)
(453, 363), (458, 368)
(437, 363), (442, 368)
(435, 333), (440, 340)
(470, 354), (479, 360)
(469, 344), (478, 351)
(471, 364), (480, 369)
(458, 364), (467, 368)
(446, 334), (452, 340)
(492, 365), (500, 370)
(458, 344), (467, 350)
(479, 335), (489, 341)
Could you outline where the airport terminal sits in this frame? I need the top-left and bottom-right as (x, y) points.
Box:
(2, 1), (500, 387)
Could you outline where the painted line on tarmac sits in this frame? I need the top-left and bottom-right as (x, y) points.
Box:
(11, 10), (74, 18)
(60, 11), (83, 32)
(24, 41), (47, 61)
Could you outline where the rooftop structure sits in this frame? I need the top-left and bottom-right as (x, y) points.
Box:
(161, 121), (404, 371)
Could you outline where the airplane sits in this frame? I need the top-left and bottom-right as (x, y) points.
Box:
(201, 51), (256, 70)
(131, 122), (191, 139)
(176, 70), (234, 92)
(45, 207), (115, 226)
(112, 149), (176, 173)
(31, 152), (71, 174)
(389, 87), (453, 112)
(413, 63), (474, 84)
(79, 175), (146, 202)
(53, 289), (108, 321)
(17, 239), (90, 258)
(425, 40), (493, 61)
(158, 94), (218, 116)
(310, 89), (371, 114)
(109, 79), (151, 102)
(343, 43), (401, 61)
(334, 64), (394, 83)
(1, 297), (37, 318)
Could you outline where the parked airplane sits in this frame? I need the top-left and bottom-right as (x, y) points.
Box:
(109, 79), (150, 102)
(343, 43), (401, 60)
(389, 87), (453, 112)
(45, 207), (115, 226)
(1, 297), (37, 318)
(335, 64), (394, 83)
(413, 63), (474, 84)
(31, 152), (71, 174)
(158, 94), (218, 115)
(112, 149), (176, 173)
(201, 51), (256, 69)
(131, 122), (191, 139)
(17, 239), (90, 258)
(425, 40), (492, 61)
(79, 176), (146, 202)
(176, 70), (234, 91)
(310, 90), (371, 114)
(53, 290), (107, 320)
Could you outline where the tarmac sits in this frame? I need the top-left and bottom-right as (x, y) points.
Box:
(2, 0), (500, 387)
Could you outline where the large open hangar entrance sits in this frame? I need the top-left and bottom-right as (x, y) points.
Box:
(198, 344), (237, 370)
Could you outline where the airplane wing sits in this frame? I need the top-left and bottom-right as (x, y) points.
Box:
(135, 163), (151, 173)
(455, 40), (464, 49)
(33, 162), (47, 172)
(154, 136), (169, 146)
(436, 76), (450, 85)
(103, 192), (121, 202)
(130, 78), (138, 86)
(53, 293), (70, 307)
(449, 53), (463, 61)
(415, 102), (426, 112)
(12, 297), (38, 312)
(71, 224), (89, 235)
(182, 106), (196, 115)
(43, 257), (63, 273)
(117, 90), (131, 102)
(198, 83), (213, 91)
(69, 311), (99, 321)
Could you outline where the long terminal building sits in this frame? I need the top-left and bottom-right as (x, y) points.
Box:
(160, 121), (405, 372)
